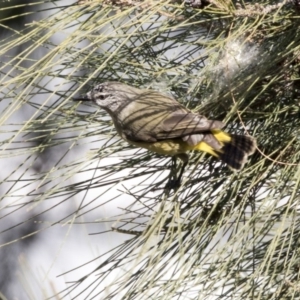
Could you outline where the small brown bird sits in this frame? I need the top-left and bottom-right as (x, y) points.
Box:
(75, 82), (256, 186)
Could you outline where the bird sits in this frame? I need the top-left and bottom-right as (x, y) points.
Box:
(74, 81), (256, 187)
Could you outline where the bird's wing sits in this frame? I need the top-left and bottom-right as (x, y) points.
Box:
(158, 112), (224, 138)
(118, 91), (224, 144)
(123, 111), (224, 145)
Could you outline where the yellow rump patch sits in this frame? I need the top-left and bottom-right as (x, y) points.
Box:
(129, 130), (231, 158)
(193, 141), (219, 157)
(211, 129), (231, 143)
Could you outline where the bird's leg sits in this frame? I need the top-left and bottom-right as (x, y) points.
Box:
(165, 154), (189, 190)
(176, 153), (189, 184)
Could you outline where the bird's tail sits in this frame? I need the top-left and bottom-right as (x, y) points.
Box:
(194, 130), (256, 170)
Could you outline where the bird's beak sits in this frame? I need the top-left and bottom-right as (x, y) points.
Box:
(73, 95), (90, 101)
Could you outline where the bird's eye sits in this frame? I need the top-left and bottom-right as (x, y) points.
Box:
(93, 85), (107, 100)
